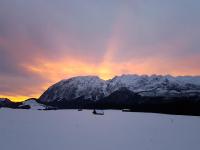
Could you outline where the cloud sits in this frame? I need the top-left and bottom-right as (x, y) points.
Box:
(0, 0), (200, 101)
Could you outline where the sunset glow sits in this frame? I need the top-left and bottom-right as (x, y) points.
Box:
(0, 0), (200, 101)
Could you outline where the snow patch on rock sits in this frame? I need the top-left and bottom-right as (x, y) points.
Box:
(39, 75), (200, 102)
(21, 99), (46, 110)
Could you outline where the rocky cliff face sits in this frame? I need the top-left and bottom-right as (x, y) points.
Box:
(39, 75), (200, 103)
(39, 76), (107, 103)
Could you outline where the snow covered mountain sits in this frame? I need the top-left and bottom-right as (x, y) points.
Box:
(19, 98), (46, 110)
(40, 76), (107, 103)
(39, 75), (200, 103)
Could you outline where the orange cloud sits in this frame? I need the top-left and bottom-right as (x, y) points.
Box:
(23, 55), (200, 83)
(23, 57), (114, 81)
(1, 54), (199, 102)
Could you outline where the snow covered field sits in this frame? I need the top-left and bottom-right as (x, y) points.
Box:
(0, 109), (200, 150)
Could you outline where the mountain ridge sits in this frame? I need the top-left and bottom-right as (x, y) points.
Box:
(39, 74), (200, 103)
(1, 74), (200, 115)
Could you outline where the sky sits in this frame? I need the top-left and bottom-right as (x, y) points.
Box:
(0, 0), (200, 101)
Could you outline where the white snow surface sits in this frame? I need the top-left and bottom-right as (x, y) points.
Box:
(40, 75), (200, 102)
(0, 109), (200, 150)
(20, 99), (46, 110)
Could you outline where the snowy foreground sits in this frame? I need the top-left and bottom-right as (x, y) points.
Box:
(0, 109), (200, 150)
